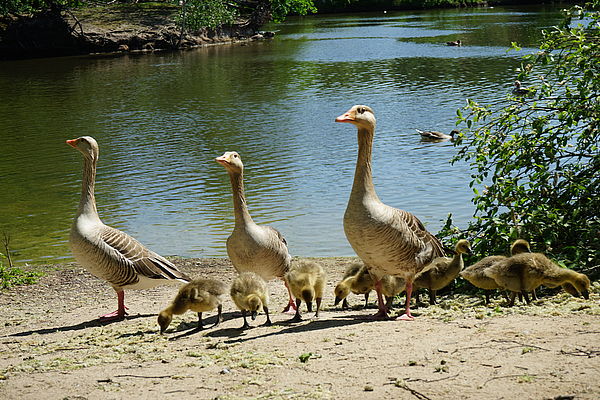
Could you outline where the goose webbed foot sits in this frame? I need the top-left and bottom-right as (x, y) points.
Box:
(282, 298), (297, 314)
(99, 308), (128, 321)
(395, 312), (415, 321)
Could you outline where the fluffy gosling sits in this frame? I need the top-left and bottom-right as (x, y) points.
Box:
(285, 260), (326, 322)
(333, 263), (374, 309)
(157, 278), (227, 334)
(230, 271), (271, 329)
(414, 239), (472, 305)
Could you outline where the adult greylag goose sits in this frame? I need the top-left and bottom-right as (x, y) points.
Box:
(414, 239), (472, 305)
(215, 151), (295, 312)
(335, 105), (445, 320)
(333, 262), (375, 309)
(230, 271), (271, 329)
(157, 278), (226, 333)
(484, 249), (591, 306)
(416, 129), (459, 141)
(460, 239), (531, 304)
(285, 260), (326, 322)
(67, 136), (190, 321)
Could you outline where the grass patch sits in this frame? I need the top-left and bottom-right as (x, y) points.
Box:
(0, 254), (42, 289)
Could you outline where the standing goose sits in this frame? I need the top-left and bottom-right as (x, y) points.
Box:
(414, 239), (472, 305)
(215, 151), (295, 312)
(67, 136), (190, 321)
(335, 105), (445, 320)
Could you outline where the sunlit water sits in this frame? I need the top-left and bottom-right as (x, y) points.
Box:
(0, 5), (565, 264)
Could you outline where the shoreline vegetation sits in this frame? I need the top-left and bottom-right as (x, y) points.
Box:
(0, 0), (580, 60)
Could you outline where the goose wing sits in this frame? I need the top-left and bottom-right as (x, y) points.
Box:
(100, 225), (191, 283)
(399, 209), (445, 264)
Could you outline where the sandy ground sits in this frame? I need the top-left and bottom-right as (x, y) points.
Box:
(1, 257), (599, 400)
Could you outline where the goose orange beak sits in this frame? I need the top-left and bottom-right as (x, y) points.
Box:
(66, 139), (78, 148)
(215, 156), (228, 166)
(335, 112), (354, 123)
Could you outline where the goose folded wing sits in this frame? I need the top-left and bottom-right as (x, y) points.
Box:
(100, 226), (190, 281)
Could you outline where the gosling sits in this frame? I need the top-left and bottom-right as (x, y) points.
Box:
(460, 239), (531, 304)
(230, 272), (271, 329)
(285, 260), (326, 322)
(157, 278), (227, 334)
(484, 250), (591, 306)
(414, 239), (472, 305)
(333, 263), (374, 309)
(380, 274), (406, 310)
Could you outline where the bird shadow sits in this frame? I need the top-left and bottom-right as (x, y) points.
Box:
(204, 312), (368, 344)
(6, 313), (154, 337)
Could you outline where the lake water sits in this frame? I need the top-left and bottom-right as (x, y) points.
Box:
(0, 4), (565, 264)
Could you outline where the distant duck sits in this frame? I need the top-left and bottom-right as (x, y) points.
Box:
(460, 239), (531, 304)
(414, 239), (472, 305)
(157, 278), (227, 334)
(447, 39), (462, 46)
(483, 245), (591, 306)
(216, 151), (296, 312)
(285, 260), (326, 322)
(512, 80), (531, 96)
(230, 272), (271, 329)
(416, 129), (460, 141)
(333, 263), (375, 309)
(67, 136), (191, 321)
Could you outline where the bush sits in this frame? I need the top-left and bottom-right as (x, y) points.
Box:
(450, 2), (600, 279)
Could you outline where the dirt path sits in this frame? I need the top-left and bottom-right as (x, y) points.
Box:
(1, 257), (599, 399)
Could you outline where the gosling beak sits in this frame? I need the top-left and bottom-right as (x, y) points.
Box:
(582, 290), (590, 300)
(335, 111), (354, 123)
(466, 247), (473, 255)
(66, 139), (78, 148)
(306, 301), (313, 312)
(334, 296), (342, 306)
(251, 311), (257, 320)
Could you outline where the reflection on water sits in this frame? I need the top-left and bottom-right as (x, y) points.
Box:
(0, 5), (564, 264)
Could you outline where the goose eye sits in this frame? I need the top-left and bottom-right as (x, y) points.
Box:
(358, 108), (364, 114)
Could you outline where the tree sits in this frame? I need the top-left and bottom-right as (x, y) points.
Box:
(452, 2), (600, 277)
(175, 0), (316, 32)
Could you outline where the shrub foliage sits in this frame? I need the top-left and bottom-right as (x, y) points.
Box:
(452, 2), (600, 277)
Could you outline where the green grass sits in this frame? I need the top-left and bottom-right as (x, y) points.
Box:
(0, 254), (42, 289)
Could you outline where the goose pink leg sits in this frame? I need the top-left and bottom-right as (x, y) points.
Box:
(367, 279), (389, 320)
(282, 280), (297, 313)
(396, 281), (415, 321)
(100, 289), (128, 321)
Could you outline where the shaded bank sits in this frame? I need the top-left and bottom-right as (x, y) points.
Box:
(0, 4), (270, 60)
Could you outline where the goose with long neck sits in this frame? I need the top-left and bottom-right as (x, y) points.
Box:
(67, 136), (190, 321)
(335, 105), (445, 320)
(215, 151), (295, 312)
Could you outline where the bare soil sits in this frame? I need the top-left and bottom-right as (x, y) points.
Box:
(1, 257), (599, 399)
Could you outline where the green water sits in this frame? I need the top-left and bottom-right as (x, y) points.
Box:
(0, 5), (565, 264)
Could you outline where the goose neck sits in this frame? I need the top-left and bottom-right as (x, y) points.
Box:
(351, 126), (378, 200)
(229, 171), (254, 226)
(78, 156), (99, 218)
